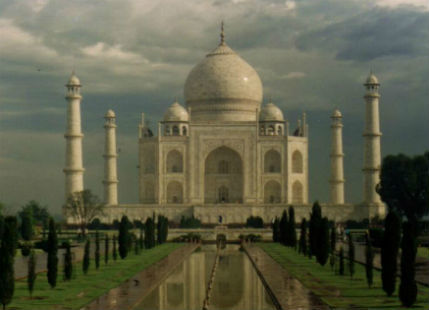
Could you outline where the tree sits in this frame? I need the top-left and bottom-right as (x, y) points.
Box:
(46, 218), (58, 288)
(377, 153), (429, 228)
(272, 217), (280, 242)
(27, 250), (36, 297)
(288, 206), (297, 248)
(139, 229), (144, 250)
(112, 235), (117, 261)
(157, 215), (168, 244)
(19, 201), (50, 227)
(279, 210), (288, 245)
(339, 246), (345, 275)
(104, 235), (109, 265)
(144, 217), (156, 249)
(83, 240), (90, 274)
(365, 233), (374, 288)
(298, 218), (307, 255)
(330, 225), (336, 271)
(118, 216), (129, 259)
(19, 210), (34, 241)
(64, 190), (104, 237)
(399, 222), (417, 307)
(309, 201), (322, 258)
(134, 237), (139, 255)
(63, 242), (72, 281)
(0, 216), (17, 310)
(348, 233), (355, 278)
(381, 211), (401, 296)
(317, 217), (330, 266)
(95, 231), (100, 269)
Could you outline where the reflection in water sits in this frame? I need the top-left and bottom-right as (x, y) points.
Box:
(134, 245), (275, 310)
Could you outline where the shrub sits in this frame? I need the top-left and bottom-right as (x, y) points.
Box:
(118, 216), (129, 259)
(309, 202), (322, 258)
(88, 218), (101, 230)
(298, 218), (307, 255)
(95, 231), (100, 269)
(104, 235), (109, 265)
(112, 235), (117, 261)
(348, 234), (355, 278)
(27, 250), (36, 297)
(179, 215), (201, 228)
(365, 233), (374, 288)
(63, 242), (72, 281)
(288, 206), (297, 248)
(245, 216), (264, 228)
(316, 217), (330, 266)
(339, 246), (344, 275)
(272, 217), (280, 242)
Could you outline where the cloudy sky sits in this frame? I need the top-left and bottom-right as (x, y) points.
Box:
(0, 0), (428, 215)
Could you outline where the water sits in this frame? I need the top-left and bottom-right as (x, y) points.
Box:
(133, 245), (276, 310)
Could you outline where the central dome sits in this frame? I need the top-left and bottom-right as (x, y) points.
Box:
(184, 32), (263, 121)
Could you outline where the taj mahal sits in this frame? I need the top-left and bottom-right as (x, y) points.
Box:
(63, 26), (386, 224)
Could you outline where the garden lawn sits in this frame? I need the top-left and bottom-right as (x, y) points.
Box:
(259, 243), (429, 309)
(9, 243), (183, 310)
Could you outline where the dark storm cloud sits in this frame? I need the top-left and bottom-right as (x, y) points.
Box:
(1, 0), (428, 213)
(296, 7), (429, 61)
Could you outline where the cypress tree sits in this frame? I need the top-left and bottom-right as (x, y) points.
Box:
(27, 249), (36, 297)
(118, 216), (129, 259)
(339, 246), (344, 275)
(63, 242), (72, 281)
(381, 211), (401, 296)
(348, 233), (355, 278)
(144, 217), (156, 249)
(317, 217), (330, 266)
(139, 229), (144, 250)
(134, 237), (139, 255)
(399, 222), (417, 307)
(288, 206), (297, 248)
(365, 233), (374, 288)
(163, 217), (169, 243)
(309, 201), (322, 258)
(20, 211), (33, 241)
(279, 210), (288, 245)
(330, 225), (336, 271)
(112, 235), (117, 261)
(298, 218), (307, 255)
(0, 216), (17, 310)
(95, 231), (100, 269)
(104, 235), (109, 265)
(272, 217), (279, 242)
(47, 218), (58, 288)
(157, 215), (163, 244)
(83, 239), (90, 274)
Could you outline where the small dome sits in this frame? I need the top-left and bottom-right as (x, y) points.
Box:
(67, 71), (81, 86)
(164, 101), (189, 122)
(105, 109), (116, 118)
(331, 109), (342, 118)
(365, 73), (379, 85)
(259, 102), (284, 121)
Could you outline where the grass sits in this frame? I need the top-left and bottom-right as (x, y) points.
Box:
(9, 243), (183, 310)
(259, 243), (429, 309)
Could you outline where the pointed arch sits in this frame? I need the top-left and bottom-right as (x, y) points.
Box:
(167, 181), (183, 203)
(264, 150), (281, 173)
(167, 150), (183, 173)
(264, 180), (281, 203)
(292, 150), (303, 173)
(292, 181), (303, 204)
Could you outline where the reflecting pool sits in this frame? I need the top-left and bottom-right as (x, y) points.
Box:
(133, 245), (276, 310)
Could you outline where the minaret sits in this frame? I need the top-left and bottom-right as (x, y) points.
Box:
(330, 109), (345, 204)
(103, 109), (118, 205)
(363, 72), (382, 205)
(63, 71), (85, 200)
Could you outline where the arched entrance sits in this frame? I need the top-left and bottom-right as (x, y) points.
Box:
(204, 146), (243, 203)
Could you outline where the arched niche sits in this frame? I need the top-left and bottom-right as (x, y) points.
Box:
(166, 150), (183, 173)
(292, 180), (303, 204)
(264, 180), (281, 203)
(204, 146), (243, 203)
(292, 150), (303, 173)
(167, 181), (183, 203)
(264, 150), (281, 173)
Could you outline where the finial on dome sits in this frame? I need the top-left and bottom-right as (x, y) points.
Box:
(220, 21), (225, 45)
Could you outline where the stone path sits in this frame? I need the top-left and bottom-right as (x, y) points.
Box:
(243, 244), (329, 310)
(81, 243), (199, 310)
